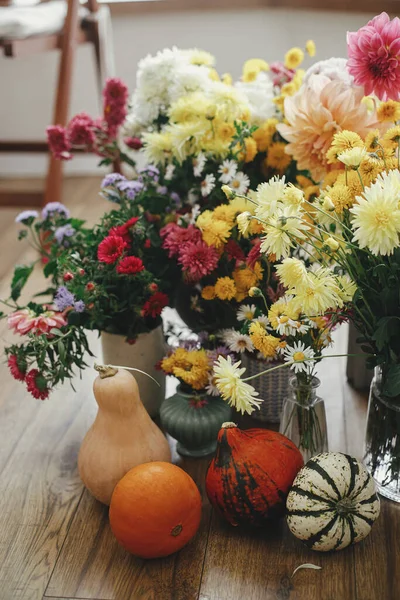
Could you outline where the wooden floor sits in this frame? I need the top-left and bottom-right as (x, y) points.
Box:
(0, 177), (399, 600)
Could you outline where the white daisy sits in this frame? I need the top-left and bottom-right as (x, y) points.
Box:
(226, 332), (254, 354)
(230, 172), (250, 195)
(213, 355), (261, 415)
(289, 319), (310, 335)
(237, 304), (257, 322)
(165, 164), (175, 180)
(200, 173), (216, 197)
(253, 315), (270, 328)
(283, 342), (315, 374)
(206, 375), (220, 397)
(193, 152), (207, 177)
(218, 159), (238, 184)
(275, 315), (297, 336)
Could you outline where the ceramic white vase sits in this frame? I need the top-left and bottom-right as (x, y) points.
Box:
(101, 325), (166, 418)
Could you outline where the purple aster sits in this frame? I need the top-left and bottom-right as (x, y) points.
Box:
(42, 202), (70, 219)
(117, 179), (144, 200)
(170, 192), (181, 207)
(101, 172), (126, 188)
(54, 286), (75, 311)
(156, 185), (168, 195)
(139, 165), (160, 181)
(54, 224), (75, 245)
(73, 300), (85, 313)
(15, 210), (39, 224)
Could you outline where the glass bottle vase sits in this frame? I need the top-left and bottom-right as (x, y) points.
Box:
(364, 366), (400, 503)
(279, 376), (328, 462)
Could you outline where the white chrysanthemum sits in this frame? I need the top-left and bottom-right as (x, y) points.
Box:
(376, 168), (400, 193)
(165, 164), (175, 180)
(169, 64), (212, 102)
(184, 48), (216, 67)
(235, 72), (275, 124)
(230, 172), (250, 195)
(291, 267), (343, 316)
(201, 173), (216, 197)
(255, 176), (286, 220)
(283, 341), (315, 374)
(237, 211), (252, 235)
(350, 178), (400, 256)
(338, 147), (367, 168)
(214, 355), (261, 415)
(226, 331), (254, 354)
(237, 304), (257, 322)
(218, 159), (238, 184)
(142, 132), (172, 165)
(275, 257), (308, 291)
(260, 205), (310, 260)
(168, 121), (208, 162)
(336, 274), (357, 302)
(283, 183), (304, 207)
(193, 152), (207, 177)
(303, 57), (353, 85)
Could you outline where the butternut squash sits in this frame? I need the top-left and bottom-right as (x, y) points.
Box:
(78, 365), (171, 505)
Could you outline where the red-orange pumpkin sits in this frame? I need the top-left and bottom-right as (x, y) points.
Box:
(206, 423), (304, 526)
(109, 462), (202, 559)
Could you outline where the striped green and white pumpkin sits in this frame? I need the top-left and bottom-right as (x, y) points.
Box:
(286, 452), (380, 552)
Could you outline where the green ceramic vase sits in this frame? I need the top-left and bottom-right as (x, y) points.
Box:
(160, 386), (232, 457)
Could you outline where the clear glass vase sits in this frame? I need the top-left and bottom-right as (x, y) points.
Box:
(279, 376), (328, 462)
(364, 367), (400, 503)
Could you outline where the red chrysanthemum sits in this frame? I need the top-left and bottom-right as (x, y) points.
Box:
(103, 78), (129, 136)
(225, 239), (246, 263)
(116, 256), (144, 275)
(109, 217), (139, 243)
(67, 112), (95, 148)
(25, 369), (49, 400)
(46, 125), (72, 160)
(178, 241), (219, 282)
(347, 12), (400, 100)
(97, 235), (127, 264)
(7, 354), (27, 381)
(161, 223), (202, 257)
(246, 240), (261, 268)
(142, 292), (169, 318)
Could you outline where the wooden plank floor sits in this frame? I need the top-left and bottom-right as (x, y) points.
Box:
(0, 177), (399, 600)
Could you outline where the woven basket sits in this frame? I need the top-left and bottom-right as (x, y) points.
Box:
(241, 354), (290, 423)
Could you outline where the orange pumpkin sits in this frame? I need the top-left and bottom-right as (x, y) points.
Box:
(109, 462), (202, 559)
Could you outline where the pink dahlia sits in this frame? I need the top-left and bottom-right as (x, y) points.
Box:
(97, 235), (127, 264)
(161, 223), (202, 258)
(178, 241), (219, 282)
(26, 369), (49, 401)
(347, 12), (400, 101)
(8, 308), (67, 336)
(103, 78), (129, 136)
(46, 125), (72, 160)
(278, 75), (379, 181)
(67, 112), (95, 148)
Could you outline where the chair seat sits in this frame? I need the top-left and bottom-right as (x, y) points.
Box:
(0, 1), (86, 40)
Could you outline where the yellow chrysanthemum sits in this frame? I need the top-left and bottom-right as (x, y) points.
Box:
(292, 69), (305, 90)
(214, 277), (237, 301)
(202, 219), (232, 249)
(242, 137), (258, 163)
(305, 40), (316, 57)
(276, 257), (307, 291)
(335, 171), (363, 199)
(268, 298), (300, 329)
(383, 126), (400, 145)
(273, 95), (285, 113)
(242, 58), (270, 82)
(249, 219), (265, 235)
(322, 169), (342, 189)
(249, 322), (280, 358)
(281, 82), (297, 97)
(377, 100), (400, 122)
(282, 183), (304, 207)
(325, 184), (354, 214)
(142, 132), (172, 165)
(326, 130), (364, 164)
(196, 210), (213, 229)
(266, 142), (291, 173)
(358, 157), (385, 186)
(296, 175), (314, 189)
(213, 204), (237, 225)
(169, 93), (210, 123)
(222, 73), (233, 85)
(216, 121), (236, 143)
(284, 47), (304, 69)
(230, 196), (254, 214)
(201, 286), (216, 300)
(252, 118), (278, 152)
(161, 348), (190, 374)
(364, 129), (381, 152)
(303, 185), (320, 201)
(208, 68), (220, 82)
(233, 263), (263, 300)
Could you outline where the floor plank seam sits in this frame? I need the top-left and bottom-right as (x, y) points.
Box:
(43, 486), (86, 598)
(196, 507), (214, 600)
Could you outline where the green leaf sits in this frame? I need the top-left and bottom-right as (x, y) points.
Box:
(383, 364), (400, 397)
(372, 316), (400, 351)
(11, 264), (34, 301)
(57, 341), (66, 363)
(49, 328), (64, 337)
(33, 287), (56, 298)
(43, 260), (57, 278)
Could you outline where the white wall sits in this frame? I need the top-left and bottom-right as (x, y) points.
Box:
(0, 7), (375, 177)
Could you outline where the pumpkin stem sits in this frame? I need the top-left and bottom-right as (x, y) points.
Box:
(221, 422), (238, 429)
(94, 364), (119, 379)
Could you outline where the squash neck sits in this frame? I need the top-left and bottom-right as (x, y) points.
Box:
(95, 364), (119, 379)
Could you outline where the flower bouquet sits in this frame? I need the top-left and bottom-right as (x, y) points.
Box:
(1, 169), (179, 407)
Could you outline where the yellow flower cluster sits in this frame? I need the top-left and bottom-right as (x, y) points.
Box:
(161, 347), (210, 390)
(249, 321), (280, 359)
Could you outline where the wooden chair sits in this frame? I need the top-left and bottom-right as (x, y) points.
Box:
(0, 0), (114, 207)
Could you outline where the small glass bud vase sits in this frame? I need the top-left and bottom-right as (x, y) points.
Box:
(364, 366), (400, 503)
(279, 376), (328, 462)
